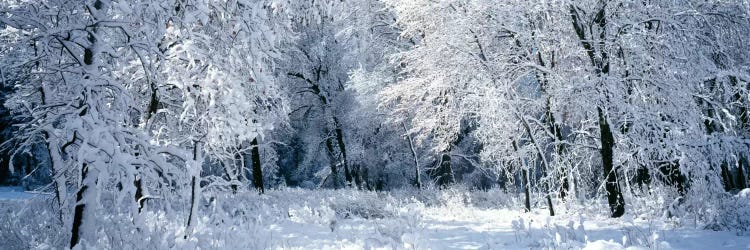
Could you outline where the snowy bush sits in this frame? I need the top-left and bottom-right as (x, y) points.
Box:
(0, 198), (66, 249)
(327, 191), (399, 219)
(626, 186), (675, 220)
(704, 188), (750, 233)
(622, 224), (664, 249)
(509, 213), (680, 249)
(288, 203), (336, 225)
(438, 186), (472, 210)
(466, 188), (516, 209)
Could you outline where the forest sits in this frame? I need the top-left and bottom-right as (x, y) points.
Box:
(0, 0), (749, 249)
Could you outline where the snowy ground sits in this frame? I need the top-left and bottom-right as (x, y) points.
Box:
(260, 202), (750, 249)
(1, 187), (749, 249)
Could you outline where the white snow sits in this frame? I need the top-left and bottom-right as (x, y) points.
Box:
(268, 206), (749, 249)
(2, 188), (749, 249)
(163, 189), (750, 249)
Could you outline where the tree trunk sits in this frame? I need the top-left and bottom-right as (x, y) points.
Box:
(738, 156), (748, 190)
(436, 151), (454, 188)
(403, 122), (421, 189)
(42, 107), (65, 223)
(515, 111), (555, 216)
(571, 3), (625, 218)
(70, 163), (97, 248)
(721, 161), (735, 191)
(660, 161), (686, 196)
(184, 142), (202, 239)
(71, 5), (103, 246)
(635, 166), (651, 191)
(598, 107), (625, 218)
(287, 71), (347, 189)
(221, 161), (238, 194)
(332, 117), (352, 187)
(352, 164), (363, 189)
(132, 148), (146, 213)
(512, 140), (531, 212)
(250, 138), (264, 193)
(537, 51), (569, 201)
(134, 174), (145, 212)
(546, 99), (569, 200)
(522, 168), (531, 213)
(324, 132), (339, 189)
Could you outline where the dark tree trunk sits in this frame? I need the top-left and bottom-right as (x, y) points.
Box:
(132, 149), (146, 212)
(659, 161), (686, 196)
(540, 162), (556, 217)
(721, 161), (734, 191)
(546, 99), (569, 200)
(70, 163), (94, 248)
(362, 168), (372, 191)
(436, 152), (454, 188)
(221, 161), (238, 194)
(738, 156), (748, 190)
(512, 140), (531, 212)
(516, 110), (555, 216)
(286, 71), (349, 189)
(375, 177), (384, 191)
(537, 52), (569, 201)
(184, 175), (197, 239)
(571, 2), (625, 218)
(635, 166), (651, 190)
(145, 82), (160, 122)
(598, 107), (625, 218)
(522, 168), (531, 212)
(559, 168), (570, 200)
(134, 175), (145, 212)
(403, 122), (421, 189)
(71, 7), (102, 245)
(332, 117), (352, 187)
(251, 138), (264, 193)
(325, 132), (339, 189)
(184, 142), (202, 239)
(352, 164), (363, 189)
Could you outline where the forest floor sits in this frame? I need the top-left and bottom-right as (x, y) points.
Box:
(267, 206), (749, 249)
(255, 196), (749, 249)
(1, 186), (749, 249)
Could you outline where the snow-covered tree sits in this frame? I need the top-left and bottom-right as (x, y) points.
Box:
(0, 0), (184, 246)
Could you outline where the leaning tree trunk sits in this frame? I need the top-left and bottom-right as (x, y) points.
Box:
(71, 5), (103, 246)
(43, 124), (67, 223)
(332, 116), (353, 187)
(516, 112), (555, 216)
(39, 79), (67, 223)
